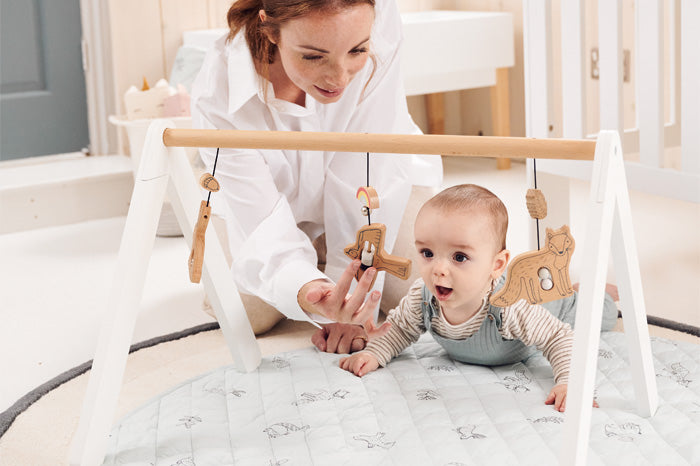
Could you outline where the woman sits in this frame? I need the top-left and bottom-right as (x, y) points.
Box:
(191, 0), (441, 346)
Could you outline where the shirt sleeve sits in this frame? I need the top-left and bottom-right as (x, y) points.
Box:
(364, 279), (427, 366)
(191, 45), (327, 324)
(499, 300), (574, 385)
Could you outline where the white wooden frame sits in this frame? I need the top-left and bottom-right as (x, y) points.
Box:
(523, 0), (700, 204)
(79, 0), (118, 155)
(561, 130), (657, 465)
(70, 124), (657, 465)
(68, 121), (261, 466)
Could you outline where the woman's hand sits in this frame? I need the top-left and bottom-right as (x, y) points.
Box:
(312, 323), (368, 353)
(298, 260), (381, 325)
(312, 320), (392, 354)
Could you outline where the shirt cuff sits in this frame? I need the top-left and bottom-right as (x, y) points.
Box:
(272, 259), (329, 327)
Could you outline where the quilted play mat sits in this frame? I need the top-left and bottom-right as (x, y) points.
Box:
(103, 332), (700, 465)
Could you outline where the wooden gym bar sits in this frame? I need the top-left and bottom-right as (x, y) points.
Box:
(162, 129), (596, 161)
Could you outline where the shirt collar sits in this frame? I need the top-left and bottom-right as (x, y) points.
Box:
(224, 32), (260, 115)
(262, 80), (318, 117)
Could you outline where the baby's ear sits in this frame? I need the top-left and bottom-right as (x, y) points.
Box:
(492, 249), (510, 279)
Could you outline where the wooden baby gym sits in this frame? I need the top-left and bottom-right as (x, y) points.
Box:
(70, 124), (660, 466)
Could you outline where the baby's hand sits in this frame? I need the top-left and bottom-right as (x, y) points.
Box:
(545, 384), (599, 412)
(605, 283), (620, 302)
(363, 318), (391, 340)
(339, 351), (379, 377)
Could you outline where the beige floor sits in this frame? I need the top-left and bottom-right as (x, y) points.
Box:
(1, 156), (698, 465)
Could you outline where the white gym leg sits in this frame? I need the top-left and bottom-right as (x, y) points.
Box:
(69, 121), (172, 466)
(610, 168), (658, 417)
(559, 131), (617, 466)
(166, 145), (261, 372)
(559, 130), (657, 465)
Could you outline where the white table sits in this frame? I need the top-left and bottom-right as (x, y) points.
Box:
(182, 10), (515, 166)
(400, 10), (515, 168)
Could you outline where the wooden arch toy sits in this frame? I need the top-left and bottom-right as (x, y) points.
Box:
(71, 127), (657, 466)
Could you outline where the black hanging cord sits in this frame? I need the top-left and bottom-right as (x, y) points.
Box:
(206, 147), (220, 207)
(533, 158), (541, 249)
(366, 152), (371, 225)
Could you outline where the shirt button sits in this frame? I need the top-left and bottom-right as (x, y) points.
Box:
(488, 315), (495, 321)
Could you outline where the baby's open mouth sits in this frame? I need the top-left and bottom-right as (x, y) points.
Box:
(434, 285), (453, 300)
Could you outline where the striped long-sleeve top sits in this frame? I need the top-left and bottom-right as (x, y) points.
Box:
(365, 279), (574, 384)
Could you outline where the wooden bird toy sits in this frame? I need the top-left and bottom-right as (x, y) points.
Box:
(188, 170), (220, 283)
(490, 225), (575, 307)
(188, 200), (211, 283)
(344, 223), (412, 288)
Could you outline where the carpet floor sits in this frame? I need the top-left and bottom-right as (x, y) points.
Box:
(1, 317), (698, 466)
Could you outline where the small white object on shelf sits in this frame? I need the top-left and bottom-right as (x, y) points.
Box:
(124, 78), (179, 120)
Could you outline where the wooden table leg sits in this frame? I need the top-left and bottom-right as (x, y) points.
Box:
(491, 67), (512, 170)
(425, 92), (445, 135)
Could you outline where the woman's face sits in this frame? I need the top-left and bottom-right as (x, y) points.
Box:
(271, 4), (374, 103)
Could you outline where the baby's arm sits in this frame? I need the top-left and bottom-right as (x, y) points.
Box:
(501, 300), (574, 384)
(544, 384), (568, 412)
(340, 351), (380, 377)
(339, 279), (427, 374)
(501, 301), (602, 411)
(501, 301), (573, 408)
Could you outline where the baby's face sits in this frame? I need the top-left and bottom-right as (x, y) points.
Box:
(414, 205), (504, 318)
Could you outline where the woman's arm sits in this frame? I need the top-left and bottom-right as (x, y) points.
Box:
(191, 43), (330, 322)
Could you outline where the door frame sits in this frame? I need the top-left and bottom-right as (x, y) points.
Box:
(79, 0), (117, 155)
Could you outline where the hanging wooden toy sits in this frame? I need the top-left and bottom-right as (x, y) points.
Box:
(188, 148), (221, 283)
(344, 153), (411, 288)
(490, 159), (575, 307)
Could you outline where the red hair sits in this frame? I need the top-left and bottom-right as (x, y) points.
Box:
(227, 0), (376, 82)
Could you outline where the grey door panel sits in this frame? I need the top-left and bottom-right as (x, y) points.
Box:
(1, 0), (89, 160)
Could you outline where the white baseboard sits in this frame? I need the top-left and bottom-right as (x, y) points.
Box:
(0, 154), (134, 234)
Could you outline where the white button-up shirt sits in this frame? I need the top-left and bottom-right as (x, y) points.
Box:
(191, 0), (442, 323)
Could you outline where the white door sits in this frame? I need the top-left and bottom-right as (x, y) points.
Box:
(1, 0), (89, 161)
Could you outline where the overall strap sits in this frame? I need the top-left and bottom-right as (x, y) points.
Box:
(421, 285), (438, 331)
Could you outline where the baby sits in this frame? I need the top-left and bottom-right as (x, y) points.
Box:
(340, 184), (618, 411)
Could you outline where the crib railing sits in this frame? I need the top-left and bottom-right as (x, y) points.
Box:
(523, 0), (699, 203)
